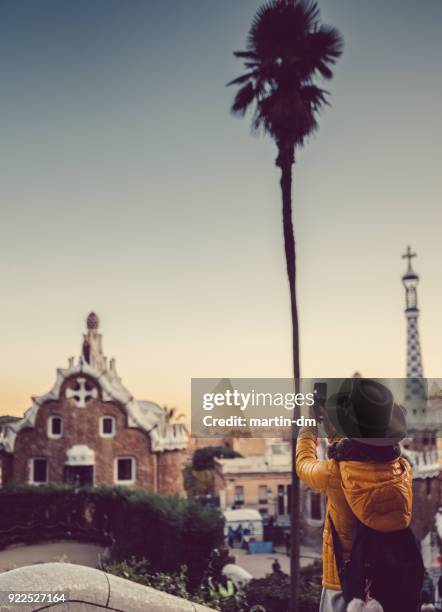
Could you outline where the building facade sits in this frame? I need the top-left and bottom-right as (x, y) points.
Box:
(0, 313), (188, 494)
(214, 438), (325, 539)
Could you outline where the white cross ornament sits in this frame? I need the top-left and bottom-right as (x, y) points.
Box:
(65, 377), (98, 408)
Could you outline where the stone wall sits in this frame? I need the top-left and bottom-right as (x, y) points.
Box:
(411, 476), (441, 541)
(0, 563), (214, 611)
(0, 451), (13, 486)
(156, 449), (187, 495)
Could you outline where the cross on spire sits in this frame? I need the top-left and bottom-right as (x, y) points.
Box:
(402, 245), (416, 274)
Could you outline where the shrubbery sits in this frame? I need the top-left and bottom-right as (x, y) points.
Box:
(192, 446), (242, 470)
(0, 484), (224, 587)
(104, 555), (263, 611)
(0, 485), (323, 609)
(245, 561), (322, 612)
(104, 556), (323, 611)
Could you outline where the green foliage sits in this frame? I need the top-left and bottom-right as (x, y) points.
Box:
(243, 561), (322, 612)
(183, 465), (215, 496)
(244, 571), (290, 612)
(192, 446), (242, 471)
(104, 557), (193, 601)
(104, 555), (264, 612)
(0, 486), (322, 610)
(228, 0), (344, 147)
(104, 556), (322, 612)
(298, 560), (323, 612)
(0, 484), (224, 587)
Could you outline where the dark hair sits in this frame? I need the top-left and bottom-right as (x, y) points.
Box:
(328, 438), (401, 462)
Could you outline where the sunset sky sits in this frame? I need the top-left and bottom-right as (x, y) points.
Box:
(1, 0), (441, 418)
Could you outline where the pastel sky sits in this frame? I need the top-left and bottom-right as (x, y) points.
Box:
(1, 0), (441, 418)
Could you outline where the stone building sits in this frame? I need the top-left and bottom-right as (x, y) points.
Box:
(0, 313), (188, 494)
(214, 438), (325, 538)
(214, 439), (291, 522)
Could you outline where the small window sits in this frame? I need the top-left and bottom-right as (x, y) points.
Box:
(307, 490), (323, 523)
(47, 416), (63, 439)
(115, 457), (136, 484)
(258, 485), (268, 504)
(30, 458), (48, 484)
(234, 486), (244, 506)
(286, 485), (292, 515)
(277, 484), (285, 515)
(100, 416), (116, 438)
(271, 443), (289, 455)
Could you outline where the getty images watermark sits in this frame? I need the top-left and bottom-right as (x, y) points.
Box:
(191, 379), (320, 438)
(191, 377), (436, 439)
(201, 388), (317, 428)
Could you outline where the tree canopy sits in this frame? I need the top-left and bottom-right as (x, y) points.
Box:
(228, 0), (343, 151)
(192, 446), (242, 471)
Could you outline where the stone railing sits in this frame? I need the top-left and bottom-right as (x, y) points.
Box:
(0, 562), (215, 611)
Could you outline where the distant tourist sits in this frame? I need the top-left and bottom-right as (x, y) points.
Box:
(421, 571), (435, 606)
(296, 378), (423, 612)
(284, 531), (290, 556)
(227, 525), (235, 548)
(235, 523), (243, 546)
(242, 525), (251, 549)
(217, 575), (235, 599)
(436, 573), (442, 610)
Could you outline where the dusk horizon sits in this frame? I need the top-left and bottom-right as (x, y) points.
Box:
(1, 0), (442, 418)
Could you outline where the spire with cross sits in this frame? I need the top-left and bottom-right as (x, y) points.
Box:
(401, 247), (426, 411)
(402, 246), (419, 312)
(402, 245), (417, 276)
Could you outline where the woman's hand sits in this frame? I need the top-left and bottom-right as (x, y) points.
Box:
(298, 424), (318, 438)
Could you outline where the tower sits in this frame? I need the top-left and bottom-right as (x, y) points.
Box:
(402, 246), (426, 411)
(81, 312), (119, 380)
(401, 249), (441, 560)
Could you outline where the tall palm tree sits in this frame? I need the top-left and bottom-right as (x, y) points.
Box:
(228, 1), (343, 608)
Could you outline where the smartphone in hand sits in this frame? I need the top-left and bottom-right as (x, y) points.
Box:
(312, 382), (327, 423)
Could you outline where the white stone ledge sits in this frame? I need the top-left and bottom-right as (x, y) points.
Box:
(0, 562), (214, 611)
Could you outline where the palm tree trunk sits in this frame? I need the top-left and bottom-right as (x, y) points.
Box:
(277, 142), (300, 612)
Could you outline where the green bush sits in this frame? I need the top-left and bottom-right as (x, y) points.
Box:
(243, 561), (322, 612)
(244, 571), (290, 612)
(298, 560), (323, 612)
(104, 556), (264, 612)
(104, 557), (322, 612)
(192, 446), (242, 470)
(183, 465), (215, 496)
(104, 557), (193, 600)
(0, 484), (224, 587)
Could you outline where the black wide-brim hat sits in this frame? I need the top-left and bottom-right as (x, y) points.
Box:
(326, 378), (407, 446)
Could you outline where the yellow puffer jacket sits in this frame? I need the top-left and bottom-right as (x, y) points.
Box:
(296, 427), (413, 590)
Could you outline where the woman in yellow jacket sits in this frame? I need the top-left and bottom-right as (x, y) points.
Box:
(296, 378), (412, 612)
